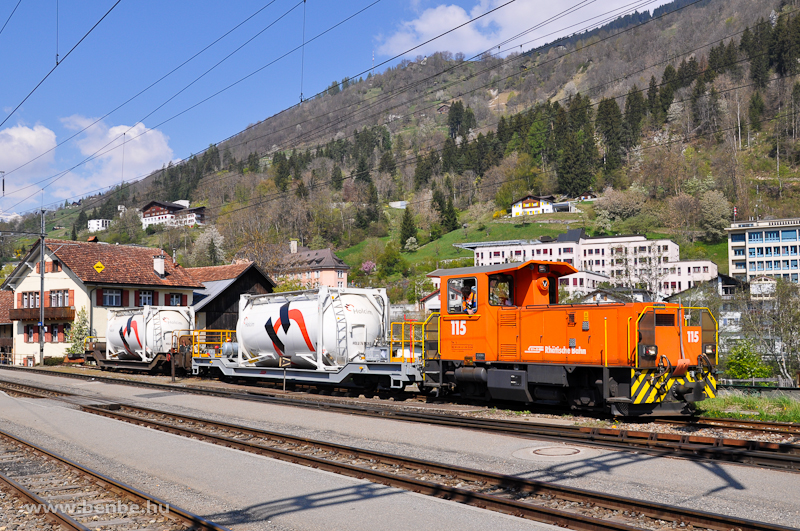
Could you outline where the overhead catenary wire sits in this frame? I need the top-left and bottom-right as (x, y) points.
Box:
(6, 0), (764, 221)
(0, 0), (123, 129)
(8, 0), (657, 208)
(0, 0), (23, 38)
(7, 0), (624, 213)
(2, 0), (284, 182)
(3, 0), (386, 208)
(11, 0), (739, 218)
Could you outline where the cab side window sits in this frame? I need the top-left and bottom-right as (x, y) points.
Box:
(489, 274), (514, 306)
(448, 277), (477, 314)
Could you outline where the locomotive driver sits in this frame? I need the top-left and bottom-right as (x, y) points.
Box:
(461, 285), (477, 314)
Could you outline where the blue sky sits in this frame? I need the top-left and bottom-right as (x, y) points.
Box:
(0, 0), (672, 216)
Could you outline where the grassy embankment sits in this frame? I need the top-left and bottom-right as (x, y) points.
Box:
(697, 394), (800, 423)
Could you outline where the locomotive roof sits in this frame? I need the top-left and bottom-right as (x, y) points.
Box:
(427, 260), (577, 278)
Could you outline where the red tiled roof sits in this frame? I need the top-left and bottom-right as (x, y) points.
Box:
(45, 239), (201, 288)
(0, 291), (12, 324)
(186, 262), (252, 283)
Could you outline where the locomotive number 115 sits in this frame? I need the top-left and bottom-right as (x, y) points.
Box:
(451, 320), (467, 335)
(686, 330), (700, 343)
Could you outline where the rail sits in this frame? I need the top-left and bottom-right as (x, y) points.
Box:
(81, 403), (796, 531)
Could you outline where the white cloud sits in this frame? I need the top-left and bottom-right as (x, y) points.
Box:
(0, 124), (58, 210)
(0, 124), (57, 173)
(55, 116), (173, 199)
(378, 1), (673, 58)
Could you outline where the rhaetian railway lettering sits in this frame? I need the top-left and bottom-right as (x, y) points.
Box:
(525, 345), (587, 355)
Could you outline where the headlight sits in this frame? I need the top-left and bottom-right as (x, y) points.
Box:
(646, 345), (657, 356)
(538, 264), (549, 273)
(703, 344), (715, 355)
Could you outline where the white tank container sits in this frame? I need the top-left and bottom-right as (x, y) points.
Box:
(236, 287), (389, 370)
(106, 306), (194, 362)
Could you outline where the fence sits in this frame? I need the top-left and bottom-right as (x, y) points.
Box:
(719, 377), (796, 387)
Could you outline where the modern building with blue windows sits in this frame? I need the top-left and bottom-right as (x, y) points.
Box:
(726, 218), (800, 282)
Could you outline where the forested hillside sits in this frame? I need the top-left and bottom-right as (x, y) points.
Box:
(7, 0), (800, 298)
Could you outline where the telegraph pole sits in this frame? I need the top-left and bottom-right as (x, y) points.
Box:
(39, 208), (45, 364)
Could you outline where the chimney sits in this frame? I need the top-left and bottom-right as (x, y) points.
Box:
(290, 240), (298, 254)
(154, 254), (165, 278)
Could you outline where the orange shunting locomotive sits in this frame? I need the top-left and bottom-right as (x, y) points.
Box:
(423, 260), (717, 416)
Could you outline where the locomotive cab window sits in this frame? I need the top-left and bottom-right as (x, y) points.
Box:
(448, 277), (477, 314)
(488, 274), (514, 306)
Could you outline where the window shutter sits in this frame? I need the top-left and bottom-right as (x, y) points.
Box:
(96, 289), (103, 307)
(164, 293), (170, 306)
(44, 291), (50, 308)
(153, 291), (159, 306)
(134, 290), (140, 306)
(181, 294), (187, 306)
(17, 293), (22, 308)
(122, 290), (129, 307)
(33, 325), (39, 343)
(69, 290), (75, 307)
(24, 325), (28, 343)
(58, 324), (64, 343)
(36, 262), (40, 273)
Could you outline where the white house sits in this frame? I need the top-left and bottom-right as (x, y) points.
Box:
(1, 239), (201, 365)
(88, 219), (111, 232)
(456, 229), (718, 298)
(510, 195), (554, 217)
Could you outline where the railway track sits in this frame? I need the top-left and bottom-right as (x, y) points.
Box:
(0, 428), (228, 531)
(80, 402), (792, 531)
(657, 416), (800, 436)
(1, 374), (800, 472)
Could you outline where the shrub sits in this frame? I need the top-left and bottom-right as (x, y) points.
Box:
(43, 356), (65, 366)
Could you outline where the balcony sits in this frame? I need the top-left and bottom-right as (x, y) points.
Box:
(9, 307), (76, 321)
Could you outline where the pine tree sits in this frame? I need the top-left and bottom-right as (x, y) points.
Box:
(399, 207), (417, 249)
(526, 113), (548, 166)
(70, 225), (77, 241)
(646, 76), (659, 117)
(353, 156), (371, 184)
(442, 198), (459, 232)
(596, 98), (623, 170)
(749, 91), (765, 131)
(329, 165), (343, 190)
(378, 150), (396, 175)
(623, 85), (647, 148)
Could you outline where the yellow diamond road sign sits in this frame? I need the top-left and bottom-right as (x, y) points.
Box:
(94, 261), (105, 273)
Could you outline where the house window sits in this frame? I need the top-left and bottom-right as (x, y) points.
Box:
(139, 291), (153, 306)
(337, 270), (344, 278)
(703, 266), (709, 273)
(51, 325), (58, 343)
(170, 294), (182, 306)
(337, 281), (343, 288)
(734, 249), (744, 256)
(103, 289), (122, 307)
(51, 290), (68, 307)
(64, 323), (71, 340)
(26, 325), (33, 343)
(315, 270), (320, 279)
(51, 260), (61, 272)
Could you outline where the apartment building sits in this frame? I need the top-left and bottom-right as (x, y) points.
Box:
(456, 229), (717, 297)
(726, 218), (800, 283)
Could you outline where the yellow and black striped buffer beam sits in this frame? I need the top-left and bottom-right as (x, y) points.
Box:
(631, 369), (717, 404)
